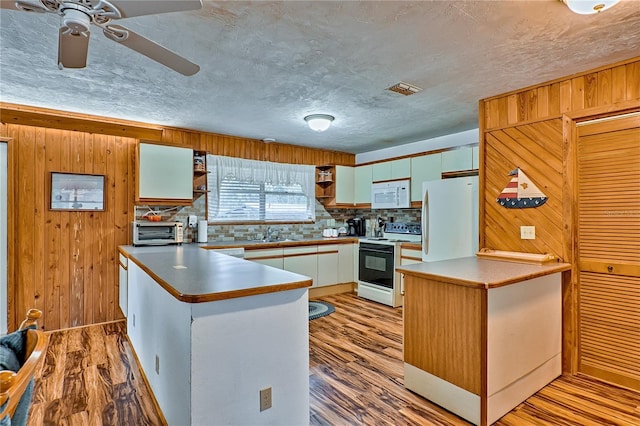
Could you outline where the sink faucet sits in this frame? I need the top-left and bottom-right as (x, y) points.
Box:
(266, 226), (276, 241)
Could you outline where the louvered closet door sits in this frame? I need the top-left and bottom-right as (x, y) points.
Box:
(576, 112), (640, 390)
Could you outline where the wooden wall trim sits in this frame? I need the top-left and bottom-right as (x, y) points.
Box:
(478, 100), (487, 251)
(0, 102), (164, 140)
(0, 102), (356, 167)
(5, 138), (16, 330)
(483, 113), (564, 133)
(564, 101), (640, 122)
(562, 115), (578, 374)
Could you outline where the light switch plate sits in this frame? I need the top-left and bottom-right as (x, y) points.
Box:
(520, 226), (535, 240)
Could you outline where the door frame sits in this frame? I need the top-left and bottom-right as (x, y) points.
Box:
(562, 104), (640, 374)
(0, 137), (14, 331)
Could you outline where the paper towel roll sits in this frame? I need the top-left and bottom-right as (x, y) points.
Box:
(197, 220), (208, 243)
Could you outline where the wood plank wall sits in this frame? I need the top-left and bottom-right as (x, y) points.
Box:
(478, 56), (640, 374)
(0, 104), (354, 331)
(0, 124), (136, 331)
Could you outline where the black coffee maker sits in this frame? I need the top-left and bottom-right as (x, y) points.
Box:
(346, 217), (365, 236)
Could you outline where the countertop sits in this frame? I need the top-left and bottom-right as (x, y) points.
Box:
(397, 256), (571, 289)
(119, 244), (312, 303)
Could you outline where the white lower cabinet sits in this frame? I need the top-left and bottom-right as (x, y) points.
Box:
(245, 242), (357, 287)
(338, 243), (356, 284)
(317, 245), (339, 287)
(283, 246), (318, 286)
(244, 247), (284, 269)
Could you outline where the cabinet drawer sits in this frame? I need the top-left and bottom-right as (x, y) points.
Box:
(244, 248), (284, 260)
(317, 244), (340, 254)
(401, 248), (422, 263)
(283, 246), (317, 257)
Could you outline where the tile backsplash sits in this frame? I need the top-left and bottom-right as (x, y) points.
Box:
(135, 199), (421, 243)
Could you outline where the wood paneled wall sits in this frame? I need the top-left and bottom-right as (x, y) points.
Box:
(0, 103), (354, 331)
(1, 124), (136, 331)
(479, 56), (640, 374)
(480, 57), (640, 257)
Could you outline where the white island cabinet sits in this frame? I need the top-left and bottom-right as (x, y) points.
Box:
(398, 257), (571, 426)
(120, 245), (312, 426)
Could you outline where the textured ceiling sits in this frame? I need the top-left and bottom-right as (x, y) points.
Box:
(1, 0), (639, 154)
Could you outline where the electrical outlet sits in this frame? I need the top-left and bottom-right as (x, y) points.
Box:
(520, 226), (536, 240)
(260, 387), (272, 411)
(155, 354), (160, 375)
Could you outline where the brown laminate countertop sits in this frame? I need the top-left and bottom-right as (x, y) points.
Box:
(396, 256), (571, 289)
(119, 244), (312, 303)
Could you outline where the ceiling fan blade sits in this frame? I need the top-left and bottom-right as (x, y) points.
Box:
(58, 27), (90, 69)
(106, 0), (202, 18)
(0, 0), (49, 12)
(104, 25), (199, 76)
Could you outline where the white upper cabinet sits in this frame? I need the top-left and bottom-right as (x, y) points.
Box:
(391, 158), (411, 179)
(441, 146), (473, 172)
(372, 162), (392, 182)
(137, 143), (193, 203)
(354, 165), (372, 204)
(371, 158), (411, 182)
(410, 154), (442, 202)
(335, 165), (355, 205)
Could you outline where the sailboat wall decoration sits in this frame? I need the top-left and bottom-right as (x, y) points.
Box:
(496, 168), (547, 209)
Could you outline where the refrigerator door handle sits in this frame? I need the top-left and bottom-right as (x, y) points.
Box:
(422, 189), (429, 256)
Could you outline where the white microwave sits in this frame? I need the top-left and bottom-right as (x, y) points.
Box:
(371, 179), (410, 209)
(132, 221), (184, 246)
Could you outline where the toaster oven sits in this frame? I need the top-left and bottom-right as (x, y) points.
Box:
(132, 221), (184, 246)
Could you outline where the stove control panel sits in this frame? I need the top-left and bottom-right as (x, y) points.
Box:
(384, 222), (421, 235)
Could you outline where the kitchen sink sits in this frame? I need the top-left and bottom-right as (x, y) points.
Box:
(251, 238), (299, 243)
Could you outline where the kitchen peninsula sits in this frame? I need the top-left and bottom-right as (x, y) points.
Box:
(118, 244), (312, 426)
(397, 256), (571, 426)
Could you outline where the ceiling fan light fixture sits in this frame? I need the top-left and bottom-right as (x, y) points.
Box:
(304, 114), (334, 132)
(562, 0), (621, 14)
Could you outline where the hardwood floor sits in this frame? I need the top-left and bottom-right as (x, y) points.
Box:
(27, 292), (639, 425)
(27, 321), (163, 425)
(310, 293), (640, 426)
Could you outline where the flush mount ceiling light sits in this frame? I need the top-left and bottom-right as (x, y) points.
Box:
(304, 114), (334, 132)
(561, 0), (621, 14)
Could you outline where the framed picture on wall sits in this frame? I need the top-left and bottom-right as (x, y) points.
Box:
(50, 172), (105, 211)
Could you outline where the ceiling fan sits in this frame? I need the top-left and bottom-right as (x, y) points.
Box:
(0, 0), (203, 75)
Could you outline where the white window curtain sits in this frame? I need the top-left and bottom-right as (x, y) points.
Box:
(207, 155), (316, 222)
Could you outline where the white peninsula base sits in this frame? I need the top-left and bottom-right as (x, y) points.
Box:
(120, 245), (311, 426)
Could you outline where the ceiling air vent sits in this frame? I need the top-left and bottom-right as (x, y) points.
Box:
(387, 81), (423, 96)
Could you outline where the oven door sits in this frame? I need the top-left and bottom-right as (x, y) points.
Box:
(358, 242), (395, 289)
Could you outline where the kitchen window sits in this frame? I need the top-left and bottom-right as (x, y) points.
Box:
(207, 155), (315, 223)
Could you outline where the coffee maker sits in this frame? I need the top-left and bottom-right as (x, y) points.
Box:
(346, 217), (365, 236)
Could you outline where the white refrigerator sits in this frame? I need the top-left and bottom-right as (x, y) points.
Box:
(422, 176), (479, 262)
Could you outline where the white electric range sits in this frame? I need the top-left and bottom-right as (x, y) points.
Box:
(357, 222), (421, 307)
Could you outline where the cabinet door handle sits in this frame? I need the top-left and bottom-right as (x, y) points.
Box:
(607, 265), (614, 273)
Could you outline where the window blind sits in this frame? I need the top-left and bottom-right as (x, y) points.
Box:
(207, 155), (315, 222)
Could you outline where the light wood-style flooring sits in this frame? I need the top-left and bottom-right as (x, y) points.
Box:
(27, 292), (640, 425)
